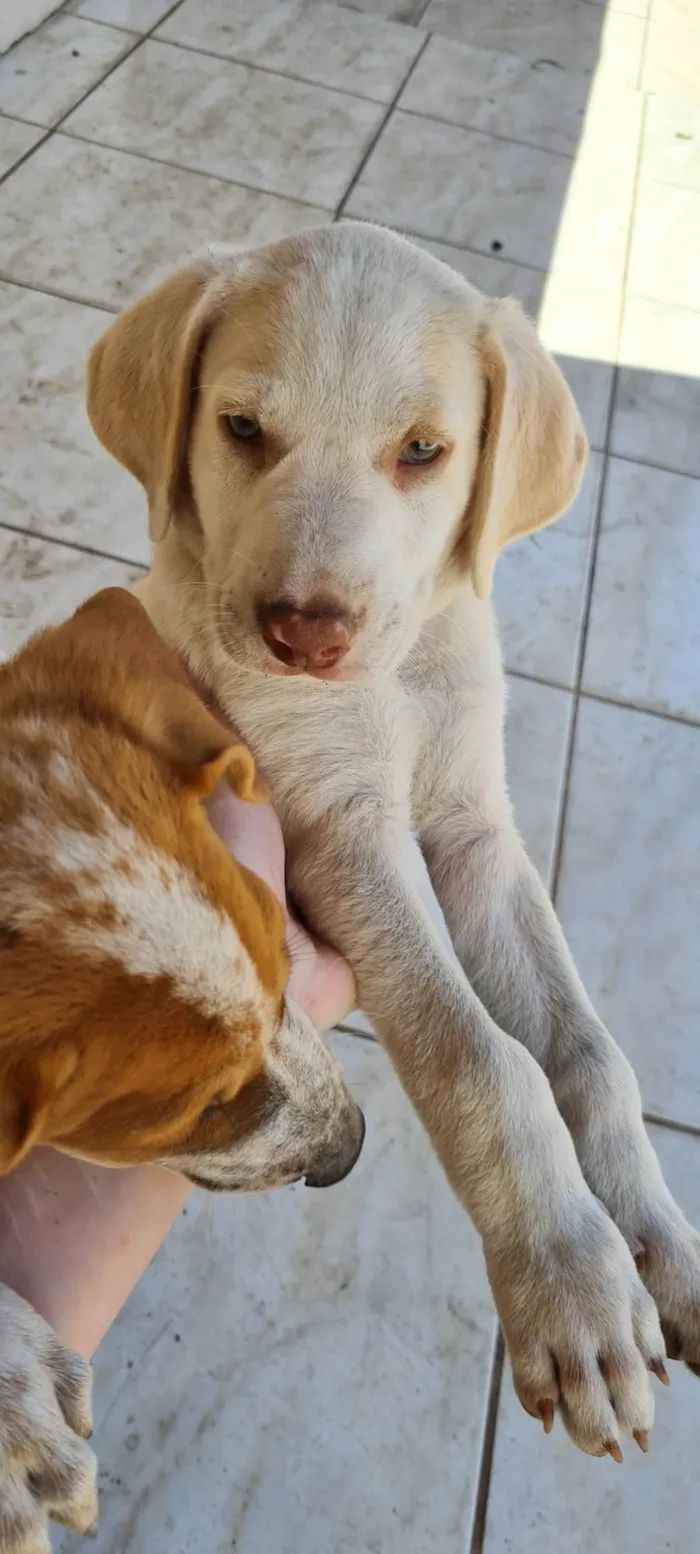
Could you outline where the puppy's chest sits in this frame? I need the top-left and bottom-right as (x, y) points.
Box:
(222, 673), (436, 822)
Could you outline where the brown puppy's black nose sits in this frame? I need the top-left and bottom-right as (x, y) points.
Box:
(305, 1109), (366, 1189)
(258, 598), (356, 670)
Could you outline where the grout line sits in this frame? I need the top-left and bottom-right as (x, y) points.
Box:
(108, 32), (428, 112)
(395, 104), (576, 163)
(605, 448), (700, 483)
(644, 1111), (700, 1140)
(549, 75), (648, 903)
(548, 379), (619, 904)
(57, 125), (336, 214)
(0, 272), (118, 314)
(335, 30), (432, 217)
(506, 667), (700, 733)
(334, 1023), (379, 1044)
(0, 518), (148, 571)
(468, 1329), (505, 1554)
(0, 0), (187, 196)
(335, 209), (549, 276)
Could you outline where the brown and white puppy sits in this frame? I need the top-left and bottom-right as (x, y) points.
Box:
(86, 222), (700, 1463)
(0, 586), (363, 1192)
(0, 585), (364, 1551)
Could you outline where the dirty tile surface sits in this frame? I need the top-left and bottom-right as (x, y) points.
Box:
(158, 0), (425, 102)
(0, 114), (44, 176)
(64, 39), (385, 207)
(0, 13), (133, 126)
(1, 0), (698, 1547)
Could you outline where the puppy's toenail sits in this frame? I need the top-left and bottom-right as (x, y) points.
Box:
(650, 1358), (670, 1386)
(604, 1439), (623, 1463)
(633, 1429), (649, 1454)
(537, 1399), (554, 1434)
(687, 1360), (700, 1379)
(634, 1250), (647, 1275)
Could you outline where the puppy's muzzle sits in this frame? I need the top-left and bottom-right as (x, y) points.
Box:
(305, 1105), (366, 1188)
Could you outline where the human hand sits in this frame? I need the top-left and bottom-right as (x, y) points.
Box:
(204, 783), (357, 1030)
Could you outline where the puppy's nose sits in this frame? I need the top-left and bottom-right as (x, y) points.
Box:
(305, 1108), (366, 1189)
(258, 598), (356, 670)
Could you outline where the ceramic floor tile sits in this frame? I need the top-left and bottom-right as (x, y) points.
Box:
(536, 80), (642, 364)
(0, 281), (147, 563)
(0, 115), (43, 177)
(628, 181), (700, 312)
(583, 459), (700, 723)
(556, 698), (700, 1126)
(400, 36), (590, 156)
(64, 40), (384, 208)
(421, 0), (645, 83)
(641, 95), (700, 192)
(0, 528), (141, 661)
(0, 135), (329, 311)
(650, 0), (700, 22)
(642, 19), (700, 96)
(494, 453), (602, 689)
(65, 0), (177, 28)
(55, 1035), (496, 1554)
(558, 356), (614, 451)
(347, 112), (572, 268)
(504, 676), (572, 888)
(613, 293), (700, 479)
(158, 0), (424, 104)
(0, 14), (133, 128)
(406, 232), (547, 317)
(484, 1120), (700, 1553)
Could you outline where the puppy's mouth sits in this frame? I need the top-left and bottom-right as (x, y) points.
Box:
(183, 1169), (304, 1193)
(260, 656), (370, 684)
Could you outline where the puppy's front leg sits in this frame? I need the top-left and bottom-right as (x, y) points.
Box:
(287, 816), (664, 1457)
(422, 806), (700, 1384)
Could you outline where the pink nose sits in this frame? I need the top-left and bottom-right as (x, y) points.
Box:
(258, 600), (356, 670)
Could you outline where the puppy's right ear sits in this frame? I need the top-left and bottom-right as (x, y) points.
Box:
(86, 262), (225, 543)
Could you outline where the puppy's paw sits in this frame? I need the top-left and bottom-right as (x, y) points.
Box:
(487, 1195), (665, 1459)
(631, 1214), (700, 1380)
(0, 1285), (98, 1553)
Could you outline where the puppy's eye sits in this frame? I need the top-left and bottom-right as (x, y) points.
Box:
(227, 414), (262, 443)
(399, 439), (442, 466)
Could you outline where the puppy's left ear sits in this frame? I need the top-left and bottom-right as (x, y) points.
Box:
(146, 683), (269, 803)
(73, 590), (269, 802)
(462, 299), (587, 599)
(0, 1049), (78, 1174)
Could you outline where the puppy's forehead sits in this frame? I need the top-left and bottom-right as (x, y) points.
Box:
(204, 225), (482, 425)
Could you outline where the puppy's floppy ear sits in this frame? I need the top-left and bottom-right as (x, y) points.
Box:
(149, 686), (268, 803)
(462, 298), (588, 599)
(73, 589), (269, 802)
(0, 1048), (78, 1174)
(86, 260), (225, 543)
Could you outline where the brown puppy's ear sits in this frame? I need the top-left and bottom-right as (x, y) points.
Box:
(151, 686), (269, 803)
(86, 260), (225, 543)
(0, 1048), (78, 1174)
(461, 298), (588, 600)
(73, 590), (268, 801)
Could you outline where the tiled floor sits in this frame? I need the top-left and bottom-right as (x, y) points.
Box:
(0, 1), (698, 1549)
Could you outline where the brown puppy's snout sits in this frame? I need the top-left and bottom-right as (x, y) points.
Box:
(305, 1105), (366, 1189)
(258, 598), (357, 670)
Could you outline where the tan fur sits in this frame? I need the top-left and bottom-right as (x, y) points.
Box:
(86, 222), (700, 1460)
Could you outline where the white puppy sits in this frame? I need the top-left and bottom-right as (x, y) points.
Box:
(87, 221), (700, 1460)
